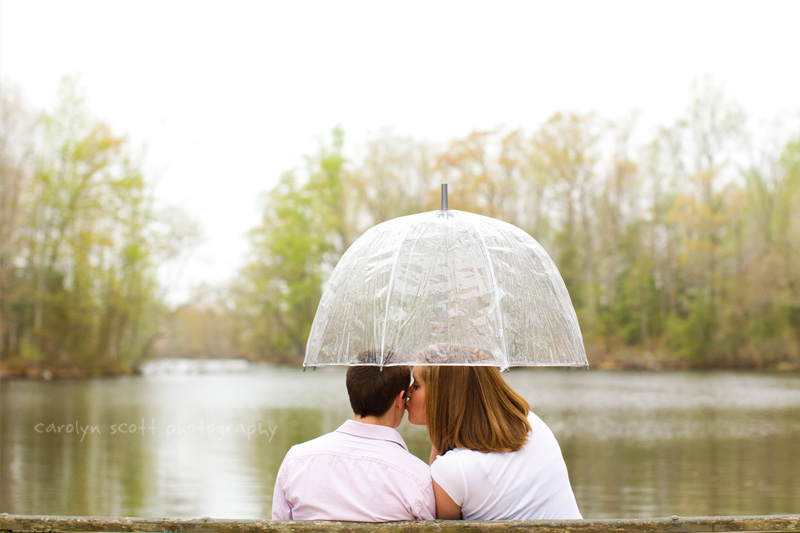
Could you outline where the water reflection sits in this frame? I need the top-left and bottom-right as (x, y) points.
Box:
(1, 366), (799, 519)
(503, 370), (800, 518)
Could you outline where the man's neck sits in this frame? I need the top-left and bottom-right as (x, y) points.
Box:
(353, 413), (394, 427)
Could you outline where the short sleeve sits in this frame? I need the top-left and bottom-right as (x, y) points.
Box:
(415, 482), (437, 520)
(271, 453), (293, 519)
(430, 451), (466, 506)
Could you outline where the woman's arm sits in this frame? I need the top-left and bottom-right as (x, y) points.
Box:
(433, 480), (462, 519)
(429, 444), (461, 519)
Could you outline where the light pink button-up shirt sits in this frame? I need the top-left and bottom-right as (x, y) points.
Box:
(272, 420), (435, 521)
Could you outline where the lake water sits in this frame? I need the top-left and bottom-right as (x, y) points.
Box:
(1, 364), (799, 519)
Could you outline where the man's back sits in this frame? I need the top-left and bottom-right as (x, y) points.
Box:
(272, 420), (435, 521)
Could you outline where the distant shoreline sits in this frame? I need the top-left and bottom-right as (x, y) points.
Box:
(2, 356), (798, 380)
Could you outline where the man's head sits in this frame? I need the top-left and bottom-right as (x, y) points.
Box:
(346, 348), (411, 419)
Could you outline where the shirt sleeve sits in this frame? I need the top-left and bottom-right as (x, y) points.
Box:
(415, 481), (437, 520)
(271, 458), (293, 520)
(430, 451), (466, 507)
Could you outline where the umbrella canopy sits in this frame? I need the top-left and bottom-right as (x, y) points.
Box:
(304, 209), (587, 369)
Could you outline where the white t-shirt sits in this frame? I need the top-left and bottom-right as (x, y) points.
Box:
(430, 411), (582, 520)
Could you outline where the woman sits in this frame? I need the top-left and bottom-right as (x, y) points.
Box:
(405, 343), (582, 520)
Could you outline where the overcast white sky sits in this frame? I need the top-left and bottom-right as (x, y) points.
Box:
(2, 0), (799, 301)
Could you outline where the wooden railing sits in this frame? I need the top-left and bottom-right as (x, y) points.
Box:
(1, 514), (799, 533)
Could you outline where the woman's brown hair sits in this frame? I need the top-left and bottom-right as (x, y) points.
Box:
(418, 344), (532, 454)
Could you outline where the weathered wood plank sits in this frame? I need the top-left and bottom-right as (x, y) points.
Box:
(1, 514), (798, 533)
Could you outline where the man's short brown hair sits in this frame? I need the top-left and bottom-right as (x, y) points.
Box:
(346, 348), (411, 418)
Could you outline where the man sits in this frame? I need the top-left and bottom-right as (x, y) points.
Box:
(271, 349), (435, 521)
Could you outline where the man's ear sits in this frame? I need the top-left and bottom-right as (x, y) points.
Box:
(395, 389), (406, 407)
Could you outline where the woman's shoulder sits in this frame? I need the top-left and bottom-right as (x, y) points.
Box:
(434, 446), (487, 472)
(522, 411), (567, 461)
(437, 412), (554, 464)
(527, 410), (556, 436)
(430, 447), (468, 481)
(437, 446), (474, 463)
(432, 446), (497, 489)
(527, 410), (545, 425)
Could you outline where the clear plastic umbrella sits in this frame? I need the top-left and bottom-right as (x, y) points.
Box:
(304, 188), (587, 369)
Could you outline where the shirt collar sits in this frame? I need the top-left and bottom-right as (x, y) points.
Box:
(335, 419), (409, 451)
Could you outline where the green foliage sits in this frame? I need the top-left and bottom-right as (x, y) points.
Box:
(230, 89), (800, 369)
(598, 256), (662, 348)
(665, 292), (716, 364)
(0, 76), (189, 375)
(5, 75), (797, 371)
(235, 129), (350, 363)
(235, 88), (800, 369)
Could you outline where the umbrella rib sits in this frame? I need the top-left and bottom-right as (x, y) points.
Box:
(379, 222), (418, 367)
(473, 221), (510, 370)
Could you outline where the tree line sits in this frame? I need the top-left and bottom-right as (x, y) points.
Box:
(0, 77), (198, 376)
(2, 76), (799, 374)
(229, 79), (800, 369)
